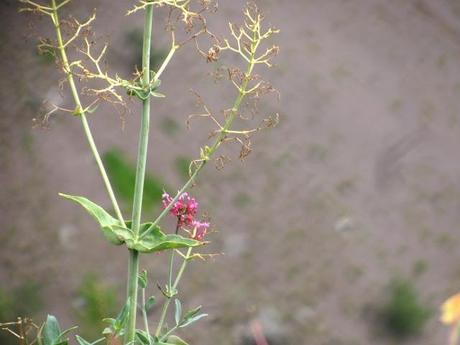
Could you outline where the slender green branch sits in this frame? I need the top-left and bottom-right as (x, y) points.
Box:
(155, 247), (193, 337)
(50, 0), (125, 226)
(125, 3), (154, 344)
(159, 324), (179, 342)
(168, 249), (175, 290)
(153, 33), (259, 338)
(154, 40), (178, 82)
(141, 288), (152, 345)
(146, 55), (256, 236)
(155, 298), (171, 337)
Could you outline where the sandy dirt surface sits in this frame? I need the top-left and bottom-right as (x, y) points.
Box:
(2, 0), (460, 344)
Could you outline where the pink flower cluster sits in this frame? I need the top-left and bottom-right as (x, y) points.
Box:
(192, 220), (210, 241)
(162, 192), (209, 240)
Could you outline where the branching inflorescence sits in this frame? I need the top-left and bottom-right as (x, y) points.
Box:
(189, 4), (280, 173)
(17, 1), (279, 345)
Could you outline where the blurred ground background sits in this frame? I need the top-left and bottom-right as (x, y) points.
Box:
(2, 0), (460, 344)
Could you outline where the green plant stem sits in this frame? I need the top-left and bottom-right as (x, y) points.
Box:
(125, 3), (154, 344)
(159, 324), (179, 342)
(50, 0), (125, 226)
(141, 288), (152, 345)
(168, 249), (175, 290)
(154, 43), (177, 82)
(155, 247), (193, 337)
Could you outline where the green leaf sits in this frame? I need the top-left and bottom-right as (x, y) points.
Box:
(138, 270), (148, 289)
(178, 306), (207, 328)
(127, 223), (203, 253)
(115, 299), (130, 332)
(86, 104), (99, 114)
(151, 91), (166, 98)
(151, 79), (161, 89)
(179, 313), (207, 328)
(111, 225), (135, 243)
(102, 327), (113, 336)
(103, 298), (130, 335)
(102, 318), (116, 327)
(182, 306), (201, 320)
(41, 315), (61, 345)
(135, 329), (155, 345)
(145, 296), (156, 312)
(174, 299), (182, 326)
(166, 335), (190, 345)
(59, 193), (132, 245)
(75, 335), (92, 345)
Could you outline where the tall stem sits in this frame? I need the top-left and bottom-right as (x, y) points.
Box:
(125, 4), (154, 343)
(50, 0), (125, 226)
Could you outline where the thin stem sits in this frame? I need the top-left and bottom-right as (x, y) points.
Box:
(159, 324), (179, 342)
(141, 288), (152, 345)
(155, 298), (170, 337)
(155, 247), (193, 337)
(125, 3), (154, 344)
(168, 248), (175, 289)
(90, 337), (105, 345)
(50, 0), (125, 226)
(154, 44), (177, 82)
(155, 247), (175, 337)
(172, 247), (193, 289)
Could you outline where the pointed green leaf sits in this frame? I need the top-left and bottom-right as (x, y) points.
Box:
(151, 91), (165, 98)
(135, 330), (154, 345)
(145, 296), (156, 312)
(126, 223), (203, 253)
(182, 306), (202, 320)
(41, 315), (61, 345)
(59, 193), (131, 245)
(102, 318), (116, 327)
(103, 299), (130, 335)
(166, 335), (190, 345)
(115, 299), (130, 332)
(174, 299), (182, 326)
(138, 270), (148, 289)
(86, 104), (99, 114)
(111, 225), (135, 243)
(179, 313), (207, 328)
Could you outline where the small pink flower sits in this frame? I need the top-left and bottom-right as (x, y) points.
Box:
(192, 220), (210, 241)
(162, 192), (199, 227)
(162, 191), (210, 241)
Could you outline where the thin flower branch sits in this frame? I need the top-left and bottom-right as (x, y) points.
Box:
(217, 5), (279, 68)
(19, 0), (54, 16)
(61, 12), (96, 48)
(147, 3), (279, 234)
